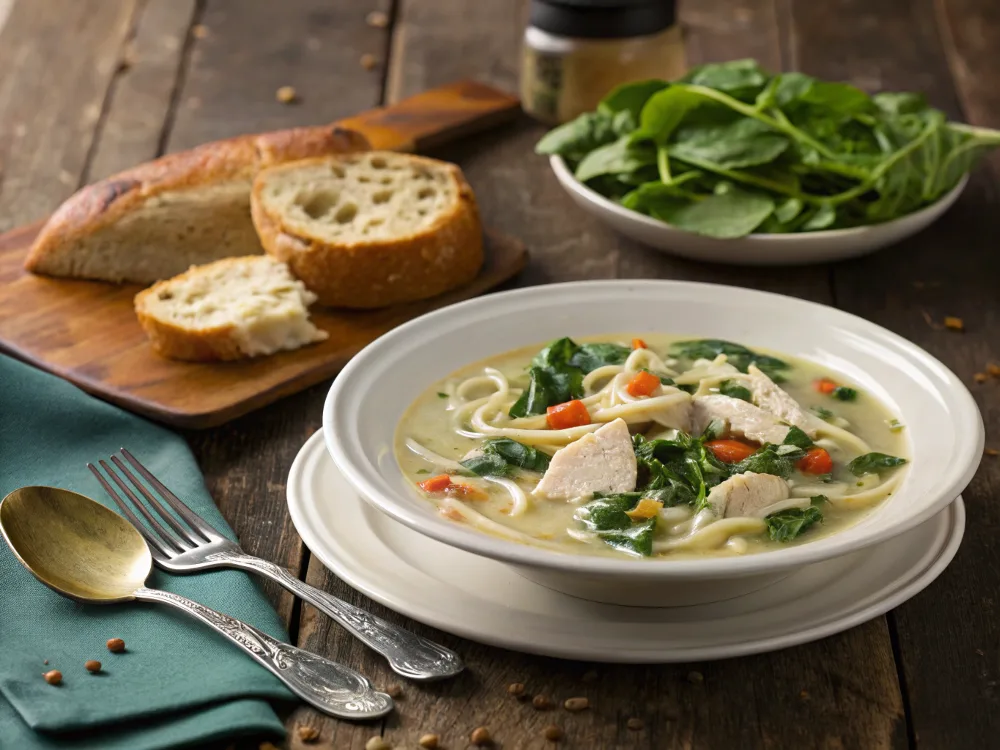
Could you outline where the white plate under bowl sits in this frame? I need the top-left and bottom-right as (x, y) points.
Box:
(288, 431), (965, 663)
(551, 155), (968, 265)
(323, 280), (982, 606)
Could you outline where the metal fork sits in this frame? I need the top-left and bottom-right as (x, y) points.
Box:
(88, 448), (463, 681)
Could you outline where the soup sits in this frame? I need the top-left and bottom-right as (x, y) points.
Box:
(394, 336), (908, 560)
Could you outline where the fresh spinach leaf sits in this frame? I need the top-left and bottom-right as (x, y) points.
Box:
(719, 380), (752, 402)
(671, 118), (790, 170)
(648, 184), (775, 238)
(764, 506), (823, 542)
(847, 452), (907, 476)
(600, 79), (670, 121)
(782, 426), (814, 449)
(577, 494), (657, 556)
(670, 339), (790, 380)
(535, 111), (617, 161)
(575, 136), (656, 182)
(682, 59), (771, 101)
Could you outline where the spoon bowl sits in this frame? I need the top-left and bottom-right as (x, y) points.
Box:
(0, 485), (394, 720)
(0, 485), (151, 603)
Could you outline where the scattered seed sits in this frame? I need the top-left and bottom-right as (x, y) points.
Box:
(977, 648), (985, 655)
(470, 726), (491, 745)
(626, 717), (644, 731)
(191, 24), (209, 39)
(986, 448), (999, 457)
(581, 669), (598, 682)
(507, 682), (525, 697)
(276, 86), (297, 104)
(975, 373), (989, 383)
(418, 734), (440, 749)
(543, 724), (563, 742)
(799, 689), (809, 700)
(365, 737), (391, 750)
(564, 696), (589, 712)
(944, 316), (965, 331)
(687, 670), (704, 684)
(366, 10), (389, 28)
(532, 694), (553, 710)
(43, 670), (62, 686)
(988, 363), (1000, 377)
(360, 53), (378, 70)
(297, 726), (320, 743)
(259, 743), (280, 750)
(921, 310), (942, 329)
(85, 660), (102, 673)
(385, 683), (403, 699)
(43, 659), (48, 665)
(107, 638), (126, 653)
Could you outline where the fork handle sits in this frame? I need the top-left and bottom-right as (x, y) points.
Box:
(223, 552), (464, 681)
(135, 586), (393, 720)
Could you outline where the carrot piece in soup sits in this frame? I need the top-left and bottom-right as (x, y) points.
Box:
(625, 498), (663, 520)
(446, 482), (488, 501)
(797, 447), (833, 475)
(546, 399), (591, 429)
(705, 439), (757, 464)
(631, 338), (647, 350)
(814, 378), (838, 395)
(626, 370), (661, 398)
(418, 474), (452, 492)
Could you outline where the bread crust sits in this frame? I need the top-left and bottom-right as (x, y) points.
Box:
(24, 126), (370, 278)
(251, 154), (484, 309)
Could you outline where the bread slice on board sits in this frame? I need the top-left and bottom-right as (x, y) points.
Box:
(251, 151), (483, 309)
(134, 256), (328, 362)
(24, 126), (370, 285)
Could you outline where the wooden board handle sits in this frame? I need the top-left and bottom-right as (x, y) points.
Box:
(337, 80), (521, 152)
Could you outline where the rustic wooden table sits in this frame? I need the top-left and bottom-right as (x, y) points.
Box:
(2, 1), (998, 748)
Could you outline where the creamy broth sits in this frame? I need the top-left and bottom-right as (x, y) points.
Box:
(394, 335), (908, 560)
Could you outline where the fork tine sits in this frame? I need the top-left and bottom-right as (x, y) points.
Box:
(110, 455), (200, 546)
(120, 448), (221, 541)
(88, 463), (176, 558)
(98, 460), (190, 554)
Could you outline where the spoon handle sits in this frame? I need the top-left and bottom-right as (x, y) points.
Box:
(135, 586), (393, 720)
(223, 552), (464, 680)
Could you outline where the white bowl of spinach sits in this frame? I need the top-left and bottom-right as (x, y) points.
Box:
(539, 60), (993, 264)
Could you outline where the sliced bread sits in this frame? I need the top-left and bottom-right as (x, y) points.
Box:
(134, 256), (328, 362)
(250, 151), (483, 308)
(25, 126), (370, 285)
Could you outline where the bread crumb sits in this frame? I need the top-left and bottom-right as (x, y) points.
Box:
(507, 682), (525, 697)
(366, 10), (389, 28)
(365, 737), (391, 750)
(564, 696), (589, 711)
(944, 316), (964, 331)
(418, 734), (440, 749)
(259, 744), (280, 750)
(532, 694), (553, 710)
(470, 726), (491, 746)
(297, 726), (320, 742)
(800, 689), (809, 700)
(974, 373), (988, 383)
(626, 717), (644, 731)
(360, 53), (378, 70)
(985, 448), (998, 457)
(988, 363), (1000, 377)
(276, 86), (297, 104)
(543, 724), (563, 741)
(191, 24), (209, 39)
(921, 310), (943, 330)
(385, 684), (403, 699)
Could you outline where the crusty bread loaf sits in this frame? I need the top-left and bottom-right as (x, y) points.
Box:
(250, 151), (483, 309)
(134, 256), (328, 362)
(25, 126), (370, 285)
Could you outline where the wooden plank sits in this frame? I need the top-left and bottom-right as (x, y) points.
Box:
(788, 0), (1000, 747)
(0, 0), (135, 230)
(86, 0), (198, 181)
(287, 1), (905, 748)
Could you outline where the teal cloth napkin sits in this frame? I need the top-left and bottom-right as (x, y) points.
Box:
(0, 354), (294, 748)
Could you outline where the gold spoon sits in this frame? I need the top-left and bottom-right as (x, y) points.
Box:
(0, 486), (393, 720)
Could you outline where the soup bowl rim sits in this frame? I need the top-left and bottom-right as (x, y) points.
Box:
(322, 280), (983, 580)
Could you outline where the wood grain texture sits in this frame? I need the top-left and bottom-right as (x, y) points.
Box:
(0, 0), (135, 229)
(788, 1), (1000, 748)
(284, 1), (906, 748)
(0, 226), (525, 426)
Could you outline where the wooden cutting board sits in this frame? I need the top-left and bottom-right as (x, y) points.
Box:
(0, 81), (526, 429)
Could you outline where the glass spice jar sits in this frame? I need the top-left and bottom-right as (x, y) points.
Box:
(520, 0), (686, 124)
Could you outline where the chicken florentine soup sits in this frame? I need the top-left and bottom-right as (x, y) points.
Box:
(394, 336), (908, 559)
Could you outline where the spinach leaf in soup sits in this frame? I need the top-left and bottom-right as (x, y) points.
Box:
(764, 506), (823, 542)
(831, 386), (858, 401)
(847, 452), (907, 477)
(670, 339), (790, 380)
(633, 433), (729, 511)
(461, 438), (552, 477)
(719, 380), (752, 402)
(577, 494), (657, 557)
(731, 430), (810, 478)
(569, 342), (632, 373)
(782, 425), (814, 450)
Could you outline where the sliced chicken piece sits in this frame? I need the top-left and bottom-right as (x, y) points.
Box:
(691, 394), (790, 445)
(706, 472), (789, 518)
(533, 418), (637, 501)
(747, 364), (822, 437)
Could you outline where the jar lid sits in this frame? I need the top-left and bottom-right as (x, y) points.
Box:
(529, 0), (676, 40)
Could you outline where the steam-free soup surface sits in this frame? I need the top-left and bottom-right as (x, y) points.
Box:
(395, 335), (908, 560)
